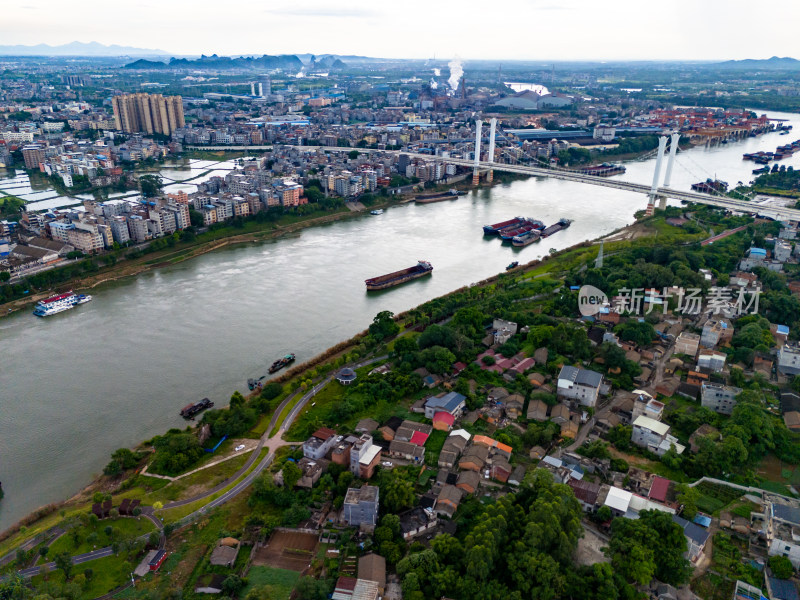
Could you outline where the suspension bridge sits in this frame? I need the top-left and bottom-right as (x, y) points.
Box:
(186, 120), (800, 221)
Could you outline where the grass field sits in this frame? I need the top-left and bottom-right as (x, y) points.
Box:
(46, 516), (156, 557)
(242, 566), (300, 599)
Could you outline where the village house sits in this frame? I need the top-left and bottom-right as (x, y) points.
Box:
(675, 332), (701, 357)
(632, 416), (685, 456)
(557, 365), (603, 407)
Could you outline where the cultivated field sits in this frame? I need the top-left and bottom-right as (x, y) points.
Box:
(251, 529), (319, 572)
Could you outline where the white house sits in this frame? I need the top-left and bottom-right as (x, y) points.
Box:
(557, 366), (603, 407)
(632, 416), (685, 456)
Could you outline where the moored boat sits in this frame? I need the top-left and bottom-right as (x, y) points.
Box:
(365, 260), (433, 291)
(33, 291), (91, 317)
(415, 189), (465, 204)
(540, 218), (573, 238)
(511, 229), (541, 247)
(269, 353), (296, 374)
(370, 209), (384, 215)
(483, 217), (526, 235)
(499, 219), (545, 241)
(506, 261), (519, 271)
(180, 398), (214, 419)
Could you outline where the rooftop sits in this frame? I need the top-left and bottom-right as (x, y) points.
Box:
(633, 415), (670, 436)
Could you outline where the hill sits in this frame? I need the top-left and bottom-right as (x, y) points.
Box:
(0, 41), (169, 56)
(715, 56), (800, 70)
(124, 54), (304, 71)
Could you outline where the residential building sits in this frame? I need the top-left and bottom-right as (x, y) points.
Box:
(557, 365), (603, 407)
(358, 553), (386, 595)
(778, 343), (800, 376)
(438, 430), (469, 468)
(675, 332), (700, 357)
(343, 485), (379, 528)
(332, 577), (379, 600)
(388, 440), (424, 462)
(349, 434), (381, 479)
(209, 537), (240, 568)
(700, 383), (743, 415)
(672, 515), (710, 563)
(112, 93), (185, 135)
(303, 427), (338, 460)
(435, 484), (463, 518)
(21, 145), (46, 170)
(398, 507), (438, 540)
(697, 349), (727, 373)
(701, 319), (732, 348)
(632, 415), (685, 456)
(424, 391), (466, 419)
(757, 497), (800, 568)
(775, 240), (794, 263)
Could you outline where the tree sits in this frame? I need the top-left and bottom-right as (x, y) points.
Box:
(294, 576), (329, 600)
(369, 311), (399, 341)
(139, 174), (163, 198)
(769, 554), (794, 579)
(188, 208), (204, 228)
(282, 461), (302, 489)
(382, 475), (415, 513)
(348, 150), (360, 160)
(103, 447), (140, 476)
(54, 551), (73, 579)
(0, 271), (10, 283)
(38, 546), (49, 559)
(675, 484), (700, 520)
(221, 575), (246, 596)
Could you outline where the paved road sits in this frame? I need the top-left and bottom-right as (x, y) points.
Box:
(7, 354), (388, 580)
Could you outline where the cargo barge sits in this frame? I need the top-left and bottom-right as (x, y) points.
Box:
(568, 163), (626, 177)
(511, 229), (541, 247)
(269, 353), (296, 374)
(499, 219), (545, 241)
(365, 260), (433, 291)
(540, 218), (573, 238)
(415, 189), (466, 204)
(483, 217), (527, 235)
(180, 397), (214, 419)
(691, 179), (728, 194)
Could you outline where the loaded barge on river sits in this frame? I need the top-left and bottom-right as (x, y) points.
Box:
(365, 261), (433, 291)
(269, 353), (296, 374)
(180, 397), (214, 419)
(415, 189), (466, 204)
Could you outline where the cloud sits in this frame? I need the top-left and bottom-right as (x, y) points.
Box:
(263, 5), (380, 18)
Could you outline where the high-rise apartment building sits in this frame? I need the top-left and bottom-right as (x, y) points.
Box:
(112, 93), (185, 136)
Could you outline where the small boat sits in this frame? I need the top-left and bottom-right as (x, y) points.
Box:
(365, 261), (433, 291)
(269, 353), (296, 374)
(499, 219), (545, 241)
(506, 261), (519, 271)
(180, 398), (214, 419)
(370, 209), (384, 215)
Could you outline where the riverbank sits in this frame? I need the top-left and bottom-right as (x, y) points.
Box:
(1, 165), (533, 316)
(0, 210), (661, 547)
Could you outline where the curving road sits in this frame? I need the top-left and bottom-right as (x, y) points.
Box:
(6, 355), (387, 580)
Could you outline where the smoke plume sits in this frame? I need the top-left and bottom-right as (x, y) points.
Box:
(448, 58), (463, 93)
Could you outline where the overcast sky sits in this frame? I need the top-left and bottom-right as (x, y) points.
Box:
(5, 0), (800, 61)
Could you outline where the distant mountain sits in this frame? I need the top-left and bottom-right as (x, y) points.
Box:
(124, 54), (305, 71)
(715, 56), (800, 70)
(0, 41), (169, 56)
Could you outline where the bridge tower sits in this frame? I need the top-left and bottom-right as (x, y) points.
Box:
(646, 135), (668, 215)
(659, 132), (681, 210)
(487, 118), (497, 183)
(472, 119), (483, 185)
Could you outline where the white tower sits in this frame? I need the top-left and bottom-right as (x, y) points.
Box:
(647, 136), (668, 214)
(487, 118), (497, 182)
(472, 119), (483, 185)
(250, 82), (255, 96)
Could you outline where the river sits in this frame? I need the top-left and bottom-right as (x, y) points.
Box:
(1, 109), (799, 532)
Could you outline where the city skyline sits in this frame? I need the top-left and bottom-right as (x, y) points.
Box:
(4, 0), (800, 61)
